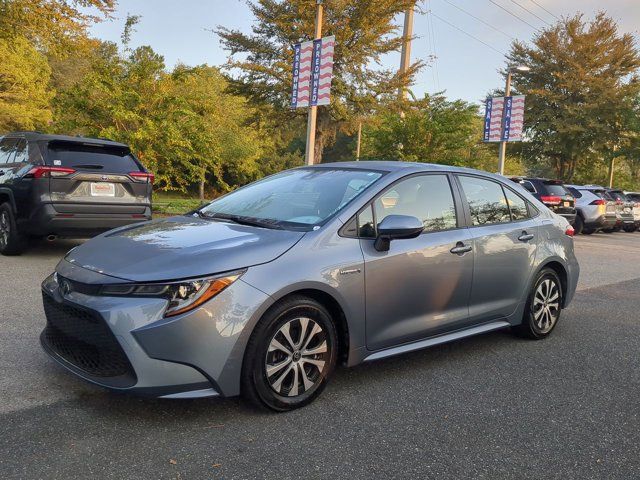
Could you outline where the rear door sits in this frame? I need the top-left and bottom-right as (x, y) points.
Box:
(44, 141), (152, 214)
(456, 175), (539, 322)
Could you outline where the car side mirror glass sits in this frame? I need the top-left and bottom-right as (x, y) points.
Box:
(374, 214), (424, 252)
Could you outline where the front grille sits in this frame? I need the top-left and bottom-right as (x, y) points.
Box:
(42, 293), (136, 386)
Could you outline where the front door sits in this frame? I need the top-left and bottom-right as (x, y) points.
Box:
(361, 173), (474, 351)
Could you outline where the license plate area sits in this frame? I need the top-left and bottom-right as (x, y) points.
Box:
(563, 201), (570, 207)
(90, 183), (115, 197)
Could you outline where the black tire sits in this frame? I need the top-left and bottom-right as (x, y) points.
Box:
(573, 215), (584, 235)
(602, 228), (614, 234)
(582, 228), (595, 235)
(241, 295), (338, 412)
(0, 203), (25, 256)
(514, 268), (563, 340)
(623, 225), (637, 233)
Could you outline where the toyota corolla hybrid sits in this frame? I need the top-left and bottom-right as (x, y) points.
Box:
(40, 162), (579, 411)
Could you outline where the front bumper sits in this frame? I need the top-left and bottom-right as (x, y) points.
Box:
(40, 262), (272, 398)
(24, 203), (152, 237)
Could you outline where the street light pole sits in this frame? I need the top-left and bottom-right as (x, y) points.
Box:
(497, 71), (512, 176)
(304, 0), (324, 166)
(355, 121), (362, 160)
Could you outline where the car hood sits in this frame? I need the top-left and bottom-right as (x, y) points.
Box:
(64, 216), (306, 282)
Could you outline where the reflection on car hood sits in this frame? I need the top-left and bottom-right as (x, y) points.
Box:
(64, 216), (305, 282)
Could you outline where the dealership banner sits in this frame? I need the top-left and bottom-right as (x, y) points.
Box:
(483, 95), (525, 142)
(291, 35), (335, 109)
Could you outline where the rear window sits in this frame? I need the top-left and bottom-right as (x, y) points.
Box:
(566, 187), (582, 199)
(608, 191), (627, 201)
(543, 183), (570, 196)
(46, 142), (141, 174)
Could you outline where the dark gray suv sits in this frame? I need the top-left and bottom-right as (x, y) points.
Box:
(41, 162), (579, 411)
(0, 132), (153, 255)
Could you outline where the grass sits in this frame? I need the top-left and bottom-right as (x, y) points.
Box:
(152, 191), (205, 216)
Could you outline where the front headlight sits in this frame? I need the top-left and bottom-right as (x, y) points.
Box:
(99, 270), (245, 317)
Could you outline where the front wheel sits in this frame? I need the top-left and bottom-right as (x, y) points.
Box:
(241, 296), (338, 411)
(514, 268), (563, 340)
(573, 215), (584, 235)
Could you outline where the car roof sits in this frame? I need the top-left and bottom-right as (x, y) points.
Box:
(2, 131), (128, 148)
(310, 161), (505, 178)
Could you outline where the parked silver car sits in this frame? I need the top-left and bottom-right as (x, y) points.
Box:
(565, 185), (617, 234)
(41, 162), (579, 411)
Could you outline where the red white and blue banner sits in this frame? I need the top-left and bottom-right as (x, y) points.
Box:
(483, 95), (525, 142)
(291, 35), (335, 109)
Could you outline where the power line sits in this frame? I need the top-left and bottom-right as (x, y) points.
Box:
(510, 0), (551, 26)
(487, 0), (540, 31)
(442, 0), (515, 40)
(430, 11), (506, 56)
(528, 0), (560, 21)
(427, 0), (441, 90)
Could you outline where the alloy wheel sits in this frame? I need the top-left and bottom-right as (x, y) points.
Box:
(532, 278), (560, 333)
(265, 317), (329, 397)
(0, 211), (10, 249)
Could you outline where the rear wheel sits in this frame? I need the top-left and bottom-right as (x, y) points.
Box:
(573, 215), (584, 235)
(514, 268), (562, 340)
(623, 225), (637, 233)
(582, 228), (595, 235)
(0, 203), (25, 256)
(242, 296), (338, 412)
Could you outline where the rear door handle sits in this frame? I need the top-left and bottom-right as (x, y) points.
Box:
(518, 232), (535, 242)
(450, 242), (472, 255)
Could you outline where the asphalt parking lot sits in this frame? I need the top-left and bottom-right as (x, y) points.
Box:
(1, 232), (639, 479)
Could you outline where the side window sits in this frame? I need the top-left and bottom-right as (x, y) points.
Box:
(373, 174), (457, 233)
(504, 188), (530, 221)
(521, 180), (536, 193)
(0, 138), (17, 164)
(357, 204), (375, 238)
(459, 176), (511, 226)
(11, 140), (27, 164)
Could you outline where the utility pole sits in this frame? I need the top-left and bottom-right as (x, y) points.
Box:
(355, 121), (362, 160)
(497, 71), (512, 176)
(304, 0), (324, 166)
(398, 6), (414, 101)
(608, 145), (618, 188)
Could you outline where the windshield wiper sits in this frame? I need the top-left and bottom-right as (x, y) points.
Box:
(200, 212), (284, 230)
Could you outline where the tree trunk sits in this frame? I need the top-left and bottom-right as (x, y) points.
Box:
(199, 163), (206, 202)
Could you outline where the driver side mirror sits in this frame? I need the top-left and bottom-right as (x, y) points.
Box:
(374, 214), (424, 252)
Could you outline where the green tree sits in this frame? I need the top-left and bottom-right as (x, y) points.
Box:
(0, 0), (115, 57)
(217, 0), (421, 163)
(505, 13), (640, 181)
(0, 36), (53, 130)
(361, 94), (497, 169)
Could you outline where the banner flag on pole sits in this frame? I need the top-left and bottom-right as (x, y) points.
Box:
(483, 95), (525, 142)
(291, 36), (335, 109)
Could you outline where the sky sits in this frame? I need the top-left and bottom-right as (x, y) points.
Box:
(89, 0), (640, 105)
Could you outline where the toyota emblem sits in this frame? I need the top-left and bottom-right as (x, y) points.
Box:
(60, 280), (71, 296)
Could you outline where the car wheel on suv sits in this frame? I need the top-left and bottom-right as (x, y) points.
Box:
(573, 215), (584, 235)
(0, 203), (25, 255)
(242, 296), (338, 411)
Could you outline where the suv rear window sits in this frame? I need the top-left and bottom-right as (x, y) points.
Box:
(46, 142), (141, 174)
(566, 187), (582, 199)
(543, 183), (570, 196)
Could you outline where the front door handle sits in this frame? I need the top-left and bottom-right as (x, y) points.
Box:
(450, 242), (472, 255)
(518, 232), (535, 242)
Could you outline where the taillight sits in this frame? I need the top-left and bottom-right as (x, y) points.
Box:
(25, 166), (76, 178)
(540, 195), (562, 206)
(589, 199), (606, 206)
(565, 225), (575, 237)
(129, 172), (154, 184)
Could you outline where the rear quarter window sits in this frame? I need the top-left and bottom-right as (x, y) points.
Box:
(46, 142), (142, 174)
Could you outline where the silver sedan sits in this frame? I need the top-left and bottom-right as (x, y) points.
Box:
(40, 162), (579, 411)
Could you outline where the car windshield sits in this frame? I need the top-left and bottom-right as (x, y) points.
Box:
(198, 168), (384, 231)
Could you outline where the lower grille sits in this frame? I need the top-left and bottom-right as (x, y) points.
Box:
(42, 293), (136, 386)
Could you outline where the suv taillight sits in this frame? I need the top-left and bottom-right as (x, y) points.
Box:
(25, 166), (76, 178)
(540, 195), (562, 206)
(129, 172), (154, 184)
(589, 199), (606, 206)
